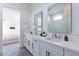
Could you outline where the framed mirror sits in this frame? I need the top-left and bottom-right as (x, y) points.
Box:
(34, 11), (43, 34)
(48, 3), (72, 33)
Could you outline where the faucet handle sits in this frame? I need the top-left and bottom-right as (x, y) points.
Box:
(54, 34), (57, 38)
(52, 34), (54, 38)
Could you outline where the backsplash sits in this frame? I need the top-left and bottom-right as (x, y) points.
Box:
(67, 34), (79, 42)
(47, 33), (64, 40)
(47, 33), (79, 42)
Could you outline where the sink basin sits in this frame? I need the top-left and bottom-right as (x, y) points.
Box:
(45, 37), (51, 40)
(45, 37), (64, 42)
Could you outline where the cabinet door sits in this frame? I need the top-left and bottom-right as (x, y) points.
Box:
(47, 49), (61, 56)
(46, 50), (57, 56)
(39, 46), (60, 56)
(32, 40), (39, 56)
(24, 40), (27, 48)
(47, 44), (63, 56)
(26, 35), (30, 50)
(26, 40), (30, 50)
(64, 48), (79, 56)
(39, 46), (47, 56)
(26, 37), (33, 53)
(40, 40), (63, 56)
(29, 39), (33, 53)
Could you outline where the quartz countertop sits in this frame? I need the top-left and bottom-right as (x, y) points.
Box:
(29, 34), (79, 53)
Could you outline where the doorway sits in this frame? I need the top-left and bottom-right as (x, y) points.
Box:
(2, 7), (20, 55)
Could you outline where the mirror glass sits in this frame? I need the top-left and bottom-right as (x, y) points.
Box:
(34, 12), (43, 34)
(48, 3), (72, 33)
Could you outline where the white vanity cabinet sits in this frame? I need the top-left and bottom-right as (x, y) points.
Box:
(64, 48), (79, 56)
(39, 40), (63, 56)
(32, 38), (39, 56)
(24, 35), (79, 56)
(24, 35), (40, 56)
(39, 45), (48, 56)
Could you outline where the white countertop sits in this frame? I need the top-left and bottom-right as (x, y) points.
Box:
(30, 34), (79, 53)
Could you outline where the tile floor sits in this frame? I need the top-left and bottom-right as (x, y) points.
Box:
(1, 43), (32, 56)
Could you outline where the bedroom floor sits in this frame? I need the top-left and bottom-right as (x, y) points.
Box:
(2, 43), (32, 56)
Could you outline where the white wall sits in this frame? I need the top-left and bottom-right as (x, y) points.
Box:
(30, 3), (79, 35)
(72, 3), (79, 35)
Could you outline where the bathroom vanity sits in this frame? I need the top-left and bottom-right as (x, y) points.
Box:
(24, 34), (79, 56)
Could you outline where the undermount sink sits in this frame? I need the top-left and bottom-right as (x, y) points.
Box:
(45, 37), (64, 42)
(45, 37), (51, 40)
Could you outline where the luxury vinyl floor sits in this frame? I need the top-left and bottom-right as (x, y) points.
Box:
(1, 43), (32, 56)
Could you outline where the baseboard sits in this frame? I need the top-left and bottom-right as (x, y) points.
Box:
(3, 39), (19, 45)
(3, 42), (19, 46)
